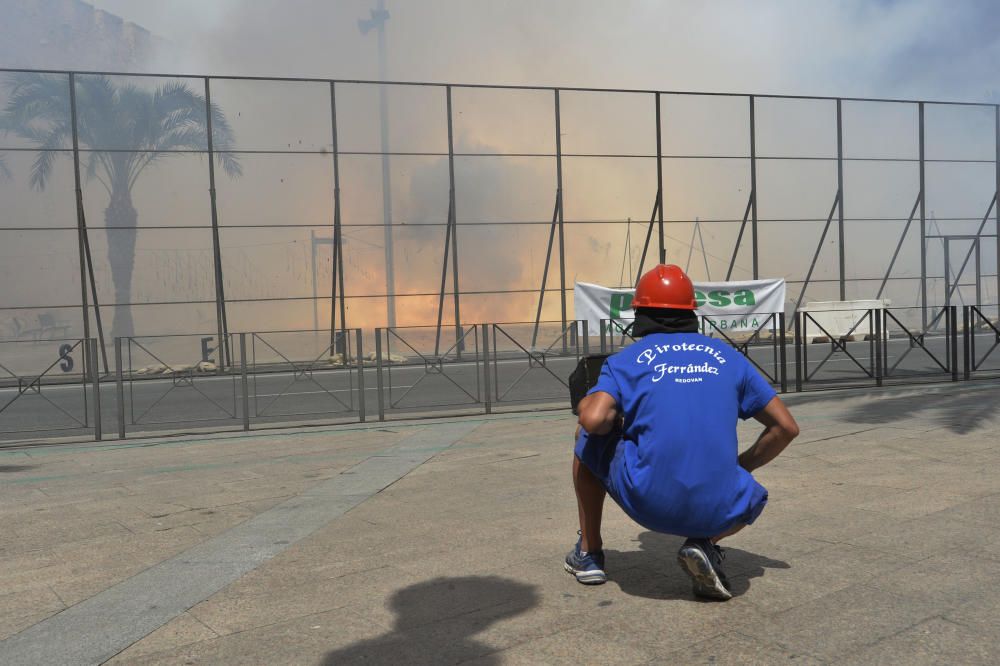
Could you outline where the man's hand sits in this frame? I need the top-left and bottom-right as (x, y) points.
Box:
(577, 391), (619, 435)
(739, 396), (799, 472)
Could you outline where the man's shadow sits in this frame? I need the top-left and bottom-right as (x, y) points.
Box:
(603, 531), (789, 600)
(321, 575), (539, 665)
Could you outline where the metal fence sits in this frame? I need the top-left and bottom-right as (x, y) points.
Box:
(2, 306), (999, 443)
(3, 67), (1000, 364)
(4, 67), (1000, 442)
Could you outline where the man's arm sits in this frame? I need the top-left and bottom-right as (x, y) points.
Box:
(738, 395), (799, 472)
(577, 391), (619, 435)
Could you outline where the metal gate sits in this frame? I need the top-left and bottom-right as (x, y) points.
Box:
(963, 305), (1000, 379)
(0, 338), (99, 441)
(489, 321), (584, 408)
(373, 325), (481, 419)
(794, 309), (879, 390)
(248, 329), (364, 425)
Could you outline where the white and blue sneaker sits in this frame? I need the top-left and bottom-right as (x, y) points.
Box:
(677, 538), (733, 601)
(564, 535), (607, 585)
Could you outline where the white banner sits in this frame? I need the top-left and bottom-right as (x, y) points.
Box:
(574, 278), (786, 333)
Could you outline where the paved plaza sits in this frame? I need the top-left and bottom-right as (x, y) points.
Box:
(1, 380), (1000, 664)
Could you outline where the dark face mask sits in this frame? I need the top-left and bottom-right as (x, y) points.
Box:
(625, 308), (699, 337)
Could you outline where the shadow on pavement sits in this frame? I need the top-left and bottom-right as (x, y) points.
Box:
(789, 383), (1000, 434)
(605, 531), (789, 601)
(840, 387), (1000, 435)
(320, 575), (539, 665)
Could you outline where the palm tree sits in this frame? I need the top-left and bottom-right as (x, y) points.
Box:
(0, 73), (241, 338)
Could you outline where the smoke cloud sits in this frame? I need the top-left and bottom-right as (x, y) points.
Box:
(3, 1), (1000, 340)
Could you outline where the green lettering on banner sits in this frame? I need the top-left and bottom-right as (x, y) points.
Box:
(709, 290), (731, 307)
(610, 293), (633, 319)
(694, 290), (706, 308)
(733, 289), (756, 306)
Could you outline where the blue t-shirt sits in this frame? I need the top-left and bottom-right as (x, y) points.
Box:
(583, 332), (776, 537)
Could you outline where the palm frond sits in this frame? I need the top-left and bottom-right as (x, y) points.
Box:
(0, 73), (72, 157)
(27, 126), (69, 190)
(3, 73), (242, 192)
(208, 102), (242, 177)
(29, 149), (58, 190)
(1, 72), (72, 126)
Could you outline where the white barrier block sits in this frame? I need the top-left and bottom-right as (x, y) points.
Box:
(801, 300), (890, 342)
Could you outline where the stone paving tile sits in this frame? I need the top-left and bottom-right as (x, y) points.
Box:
(0, 587), (65, 641)
(187, 563), (421, 636)
(850, 486), (980, 519)
(103, 612), (219, 662)
(845, 506), (1000, 562)
(778, 506), (895, 545)
(0, 610), (64, 645)
(661, 630), (823, 665)
(924, 491), (1000, 529)
(943, 591), (1000, 635)
(734, 584), (942, 659)
(9, 516), (131, 554)
(840, 617), (996, 665)
(43, 557), (152, 608)
(106, 606), (380, 665)
(868, 550), (1000, 610)
(726, 542), (895, 615)
(469, 626), (661, 666)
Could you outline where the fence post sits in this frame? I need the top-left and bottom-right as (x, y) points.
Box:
(356, 329), (366, 422)
(874, 309), (883, 387)
(963, 306), (971, 380)
(950, 305), (959, 382)
(481, 323), (492, 415)
(89, 338), (102, 441)
(374, 328), (385, 421)
(115, 338), (125, 439)
(793, 312), (802, 392)
(778, 313), (787, 393)
(581, 320), (589, 356)
(239, 333), (250, 431)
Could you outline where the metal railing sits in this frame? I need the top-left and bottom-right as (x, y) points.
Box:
(373, 325), (481, 419)
(0, 337), (97, 438)
(247, 329), (364, 426)
(880, 306), (957, 384)
(3, 307), (1000, 444)
(118, 334), (240, 434)
(964, 305), (1000, 379)
(488, 320), (584, 408)
(795, 309), (880, 390)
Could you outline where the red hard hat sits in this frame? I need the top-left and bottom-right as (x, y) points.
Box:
(633, 264), (697, 310)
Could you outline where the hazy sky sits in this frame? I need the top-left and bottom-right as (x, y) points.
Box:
(87, 0), (1000, 103)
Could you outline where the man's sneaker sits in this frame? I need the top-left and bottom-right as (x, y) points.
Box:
(564, 536), (607, 585)
(677, 538), (733, 601)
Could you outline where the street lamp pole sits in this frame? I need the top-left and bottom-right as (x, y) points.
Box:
(359, 0), (396, 328)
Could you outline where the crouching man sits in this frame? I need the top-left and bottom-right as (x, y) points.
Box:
(566, 264), (799, 600)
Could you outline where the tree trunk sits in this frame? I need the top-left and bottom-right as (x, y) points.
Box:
(105, 188), (138, 339)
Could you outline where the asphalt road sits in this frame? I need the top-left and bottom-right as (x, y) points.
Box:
(2, 332), (999, 444)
